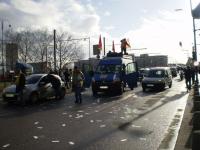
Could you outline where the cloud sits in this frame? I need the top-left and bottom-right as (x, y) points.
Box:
(123, 10), (193, 63)
(104, 11), (111, 16)
(104, 25), (115, 31)
(0, 0), (101, 35)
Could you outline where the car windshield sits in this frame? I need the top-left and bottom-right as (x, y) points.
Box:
(147, 70), (165, 78)
(95, 64), (121, 74)
(26, 75), (43, 84)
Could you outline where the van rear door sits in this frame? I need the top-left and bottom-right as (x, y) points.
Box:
(125, 62), (138, 89)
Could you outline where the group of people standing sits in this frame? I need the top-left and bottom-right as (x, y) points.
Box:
(63, 66), (85, 104)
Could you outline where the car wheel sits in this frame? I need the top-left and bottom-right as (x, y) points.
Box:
(60, 88), (66, 99)
(30, 92), (39, 104)
(118, 83), (124, 95)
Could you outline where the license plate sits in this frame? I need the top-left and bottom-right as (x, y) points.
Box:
(6, 94), (15, 97)
(100, 86), (108, 89)
(147, 84), (154, 87)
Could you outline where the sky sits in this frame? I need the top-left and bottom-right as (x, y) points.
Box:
(0, 0), (200, 63)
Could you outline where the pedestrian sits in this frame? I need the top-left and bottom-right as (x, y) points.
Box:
(47, 74), (61, 100)
(15, 69), (26, 105)
(64, 68), (70, 89)
(72, 66), (85, 104)
(69, 68), (73, 88)
(184, 66), (192, 91)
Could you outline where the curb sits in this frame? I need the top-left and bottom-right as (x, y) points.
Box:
(174, 89), (193, 150)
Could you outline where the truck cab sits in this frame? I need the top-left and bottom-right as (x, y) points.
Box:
(92, 52), (138, 95)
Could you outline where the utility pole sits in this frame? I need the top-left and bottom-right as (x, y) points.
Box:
(53, 29), (56, 71)
(1, 21), (4, 81)
(103, 37), (105, 56)
(59, 42), (61, 71)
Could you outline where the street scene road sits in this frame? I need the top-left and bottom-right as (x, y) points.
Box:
(0, 78), (189, 150)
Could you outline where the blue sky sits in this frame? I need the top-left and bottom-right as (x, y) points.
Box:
(0, 0), (199, 63)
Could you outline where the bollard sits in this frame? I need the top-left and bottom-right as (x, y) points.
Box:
(192, 130), (200, 150)
(194, 95), (200, 101)
(194, 101), (200, 112)
(193, 90), (199, 96)
(193, 111), (200, 130)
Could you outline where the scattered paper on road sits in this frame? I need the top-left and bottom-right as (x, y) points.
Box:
(34, 121), (39, 125)
(52, 140), (60, 143)
(100, 124), (106, 128)
(120, 139), (127, 142)
(2, 144), (10, 148)
(62, 124), (66, 127)
(33, 136), (39, 139)
(37, 126), (43, 129)
(90, 120), (94, 123)
(68, 141), (75, 145)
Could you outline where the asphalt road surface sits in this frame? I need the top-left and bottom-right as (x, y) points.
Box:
(0, 77), (189, 150)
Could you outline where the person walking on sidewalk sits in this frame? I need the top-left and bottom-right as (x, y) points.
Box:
(72, 66), (85, 104)
(184, 66), (192, 91)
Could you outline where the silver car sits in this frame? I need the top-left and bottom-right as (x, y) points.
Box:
(142, 67), (172, 92)
(2, 74), (66, 104)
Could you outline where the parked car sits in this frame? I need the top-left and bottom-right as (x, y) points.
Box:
(2, 74), (66, 104)
(142, 67), (172, 92)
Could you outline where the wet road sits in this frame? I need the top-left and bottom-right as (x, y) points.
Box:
(0, 78), (189, 150)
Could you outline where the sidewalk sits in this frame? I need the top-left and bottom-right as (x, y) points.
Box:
(174, 89), (193, 150)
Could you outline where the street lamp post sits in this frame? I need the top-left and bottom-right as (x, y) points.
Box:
(190, 0), (199, 84)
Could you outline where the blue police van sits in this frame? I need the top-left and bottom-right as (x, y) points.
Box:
(91, 52), (138, 95)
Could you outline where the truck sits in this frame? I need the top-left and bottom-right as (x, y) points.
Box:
(91, 52), (139, 96)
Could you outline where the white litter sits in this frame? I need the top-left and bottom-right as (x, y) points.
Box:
(37, 126), (43, 129)
(62, 112), (67, 115)
(52, 140), (60, 143)
(131, 125), (141, 128)
(95, 110), (99, 113)
(2, 144), (10, 148)
(78, 110), (84, 113)
(90, 120), (94, 123)
(62, 124), (66, 127)
(140, 138), (146, 141)
(120, 139), (127, 142)
(96, 120), (102, 122)
(69, 115), (72, 118)
(85, 113), (90, 115)
(68, 141), (75, 145)
(100, 124), (106, 128)
(33, 136), (39, 139)
(34, 121), (39, 125)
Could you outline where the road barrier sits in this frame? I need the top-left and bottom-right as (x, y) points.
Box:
(192, 84), (200, 150)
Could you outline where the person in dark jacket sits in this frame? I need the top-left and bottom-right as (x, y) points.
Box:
(15, 70), (26, 105)
(47, 74), (61, 100)
(64, 68), (70, 89)
(184, 66), (192, 91)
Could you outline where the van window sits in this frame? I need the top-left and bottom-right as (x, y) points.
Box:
(96, 64), (121, 74)
(126, 63), (136, 74)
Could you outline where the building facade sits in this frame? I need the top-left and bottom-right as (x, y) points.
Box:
(135, 54), (168, 68)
